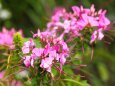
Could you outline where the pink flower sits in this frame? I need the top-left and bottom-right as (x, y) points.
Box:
(22, 46), (30, 54)
(77, 14), (98, 30)
(28, 31), (69, 72)
(52, 7), (66, 22)
(22, 39), (36, 67)
(46, 4), (110, 44)
(49, 50), (57, 59)
(63, 20), (71, 33)
(21, 4), (110, 73)
(59, 54), (66, 65)
(98, 29), (104, 40)
(90, 4), (95, 13)
(90, 29), (104, 43)
(23, 56), (31, 67)
(0, 71), (4, 79)
(40, 57), (53, 72)
(34, 29), (56, 43)
(23, 56), (34, 67)
(22, 38), (35, 54)
(0, 27), (23, 49)
(90, 30), (97, 43)
(32, 48), (44, 57)
(98, 12), (110, 28)
(72, 6), (80, 16)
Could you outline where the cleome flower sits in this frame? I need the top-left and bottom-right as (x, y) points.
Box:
(0, 27), (23, 49)
(46, 4), (110, 43)
(21, 4), (110, 73)
(22, 38), (35, 54)
(22, 30), (69, 73)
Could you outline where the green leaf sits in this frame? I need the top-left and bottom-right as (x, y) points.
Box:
(97, 63), (109, 82)
(33, 38), (42, 48)
(63, 79), (87, 86)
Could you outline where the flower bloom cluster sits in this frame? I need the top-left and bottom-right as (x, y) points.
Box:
(0, 27), (23, 49)
(21, 4), (110, 73)
(47, 4), (110, 43)
(22, 30), (69, 72)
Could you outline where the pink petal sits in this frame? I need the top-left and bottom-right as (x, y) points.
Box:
(32, 48), (44, 57)
(22, 46), (30, 54)
(72, 6), (80, 16)
(98, 29), (104, 40)
(60, 54), (66, 65)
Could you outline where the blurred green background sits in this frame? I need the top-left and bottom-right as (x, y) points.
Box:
(0, 0), (115, 86)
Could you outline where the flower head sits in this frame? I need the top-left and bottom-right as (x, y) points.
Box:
(0, 27), (23, 49)
(22, 38), (35, 54)
(21, 4), (110, 73)
(22, 30), (69, 72)
(46, 4), (110, 43)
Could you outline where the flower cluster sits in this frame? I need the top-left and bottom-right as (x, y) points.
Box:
(47, 4), (110, 43)
(22, 31), (69, 72)
(0, 27), (23, 49)
(21, 4), (110, 73)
